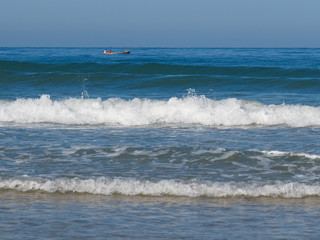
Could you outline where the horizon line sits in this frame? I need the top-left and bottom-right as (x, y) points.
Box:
(1, 46), (320, 49)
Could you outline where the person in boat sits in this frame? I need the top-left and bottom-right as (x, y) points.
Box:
(108, 47), (112, 53)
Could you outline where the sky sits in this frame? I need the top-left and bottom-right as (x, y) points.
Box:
(1, 0), (320, 47)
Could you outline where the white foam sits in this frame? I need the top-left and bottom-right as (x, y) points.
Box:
(1, 95), (320, 127)
(260, 150), (320, 160)
(1, 177), (320, 198)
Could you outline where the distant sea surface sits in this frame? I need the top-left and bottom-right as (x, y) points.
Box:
(1, 47), (320, 239)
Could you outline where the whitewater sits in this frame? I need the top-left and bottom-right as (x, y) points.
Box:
(1, 94), (319, 127)
(2, 177), (320, 198)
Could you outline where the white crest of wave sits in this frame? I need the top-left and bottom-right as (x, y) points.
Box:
(1, 95), (320, 127)
(260, 150), (320, 160)
(1, 177), (320, 198)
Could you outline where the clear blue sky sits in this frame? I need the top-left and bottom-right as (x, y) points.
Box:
(1, 0), (320, 47)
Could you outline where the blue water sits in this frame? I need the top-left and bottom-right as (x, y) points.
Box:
(1, 47), (320, 239)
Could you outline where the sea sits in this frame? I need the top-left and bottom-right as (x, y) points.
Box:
(1, 47), (320, 239)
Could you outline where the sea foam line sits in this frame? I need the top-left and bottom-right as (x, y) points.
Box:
(1, 177), (320, 198)
(260, 150), (320, 160)
(1, 95), (320, 127)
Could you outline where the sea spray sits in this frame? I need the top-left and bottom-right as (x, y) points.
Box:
(80, 77), (90, 99)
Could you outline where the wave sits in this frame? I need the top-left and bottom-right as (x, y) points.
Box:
(1, 177), (319, 198)
(259, 150), (320, 160)
(1, 95), (320, 127)
(2, 59), (320, 77)
(59, 146), (320, 162)
(2, 60), (320, 93)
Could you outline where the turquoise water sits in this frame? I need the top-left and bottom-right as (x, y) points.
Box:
(1, 48), (320, 239)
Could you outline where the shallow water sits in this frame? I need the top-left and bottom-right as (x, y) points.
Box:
(1, 191), (320, 239)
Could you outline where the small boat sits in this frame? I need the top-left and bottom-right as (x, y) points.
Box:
(102, 50), (131, 55)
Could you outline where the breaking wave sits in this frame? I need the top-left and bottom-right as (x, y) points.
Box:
(1, 177), (320, 198)
(1, 95), (320, 127)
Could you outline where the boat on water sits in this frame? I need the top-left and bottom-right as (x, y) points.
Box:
(102, 50), (130, 55)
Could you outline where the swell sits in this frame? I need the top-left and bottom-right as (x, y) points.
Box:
(1, 59), (320, 79)
(2, 60), (320, 95)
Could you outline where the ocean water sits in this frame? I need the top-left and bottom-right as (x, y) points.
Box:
(1, 47), (320, 239)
